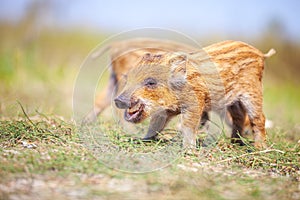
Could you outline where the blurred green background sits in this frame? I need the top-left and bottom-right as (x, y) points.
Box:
(0, 0), (299, 134)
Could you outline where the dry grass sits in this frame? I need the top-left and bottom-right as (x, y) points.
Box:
(0, 114), (299, 199)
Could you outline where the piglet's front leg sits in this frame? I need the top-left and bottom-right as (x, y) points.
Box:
(143, 110), (171, 140)
(180, 104), (204, 149)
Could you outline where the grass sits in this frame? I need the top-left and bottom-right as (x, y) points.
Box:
(0, 112), (299, 199)
(0, 24), (299, 199)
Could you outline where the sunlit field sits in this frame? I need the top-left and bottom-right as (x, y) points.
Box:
(0, 23), (299, 199)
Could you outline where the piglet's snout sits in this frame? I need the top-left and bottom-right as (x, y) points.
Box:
(114, 95), (131, 109)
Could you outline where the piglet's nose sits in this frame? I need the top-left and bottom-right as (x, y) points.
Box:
(114, 95), (131, 109)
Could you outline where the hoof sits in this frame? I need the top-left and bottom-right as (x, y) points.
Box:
(231, 138), (245, 146)
(254, 141), (267, 149)
(128, 136), (157, 144)
(141, 136), (157, 142)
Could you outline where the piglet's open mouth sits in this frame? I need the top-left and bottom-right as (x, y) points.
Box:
(124, 101), (145, 123)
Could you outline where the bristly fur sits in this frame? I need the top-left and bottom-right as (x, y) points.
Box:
(114, 40), (275, 149)
(84, 39), (275, 149)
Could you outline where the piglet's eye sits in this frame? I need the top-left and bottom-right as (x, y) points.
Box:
(144, 77), (157, 88)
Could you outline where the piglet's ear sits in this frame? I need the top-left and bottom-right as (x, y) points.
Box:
(169, 53), (188, 90)
(169, 53), (186, 65)
(169, 53), (187, 77)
